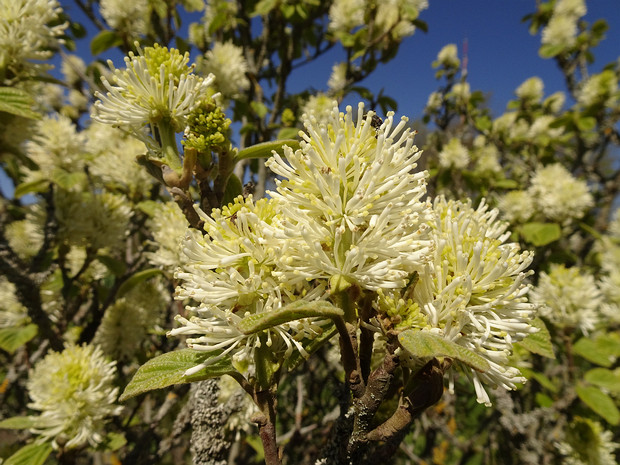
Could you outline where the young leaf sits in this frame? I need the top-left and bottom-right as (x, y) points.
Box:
(520, 222), (561, 246)
(4, 442), (53, 465)
(13, 179), (49, 198)
(573, 336), (617, 367)
(516, 318), (555, 358)
(117, 269), (164, 298)
(0, 324), (38, 354)
(235, 140), (301, 162)
(398, 330), (490, 373)
(90, 30), (123, 55)
(0, 87), (41, 120)
(120, 349), (235, 401)
(576, 383), (620, 425)
(238, 300), (344, 335)
(584, 368), (620, 393)
(0, 416), (38, 430)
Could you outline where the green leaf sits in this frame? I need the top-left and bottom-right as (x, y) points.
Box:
(13, 179), (49, 198)
(584, 368), (620, 393)
(222, 174), (242, 206)
(250, 101), (269, 119)
(0, 416), (38, 430)
(103, 432), (127, 451)
(398, 330), (490, 373)
(535, 392), (554, 408)
(96, 254), (127, 277)
(238, 300), (344, 335)
(235, 140), (300, 162)
(0, 87), (41, 120)
(4, 442), (53, 465)
(520, 222), (561, 246)
(277, 127), (299, 140)
(51, 170), (87, 190)
(576, 116), (596, 131)
(539, 43), (565, 58)
(90, 30), (123, 55)
(520, 368), (558, 393)
(573, 336), (619, 367)
(491, 179), (519, 189)
(0, 325), (38, 354)
(117, 269), (164, 298)
(251, 0), (278, 16)
(517, 318), (555, 359)
(474, 115), (492, 132)
(120, 349), (235, 401)
(576, 383), (620, 425)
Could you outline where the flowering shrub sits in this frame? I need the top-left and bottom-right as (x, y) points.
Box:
(0, 1), (618, 464)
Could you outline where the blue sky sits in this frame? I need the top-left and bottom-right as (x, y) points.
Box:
(58, 0), (620, 119)
(288, 0), (620, 117)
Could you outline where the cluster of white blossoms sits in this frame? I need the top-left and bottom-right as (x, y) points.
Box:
(300, 93), (335, 124)
(145, 201), (190, 269)
(26, 344), (122, 449)
(199, 41), (250, 99)
(0, 0), (68, 81)
(498, 190), (534, 224)
(85, 122), (154, 197)
(54, 190), (132, 252)
(100, 0), (150, 38)
(556, 416), (620, 465)
(435, 44), (460, 69)
(471, 136), (502, 176)
(541, 0), (586, 48)
(169, 101), (538, 406)
(0, 276), (29, 329)
(266, 103), (434, 291)
(92, 44), (215, 136)
(22, 115), (89, 186)
(577, 70), (619, 108)
(328, 0), (427, 39)
(527, 163), (593, 223)
(530, 264), (602, 334)
(412, 197), (538, 406)
(94, 279), (170, 360)
(171, 196), (330, 374)
(515, 76), (544, 103)
(438, 137), (469, 170)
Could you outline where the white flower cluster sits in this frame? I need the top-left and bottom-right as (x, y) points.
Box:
(92, 44), (215, 134)
(170, 102), (536, 406)
(438, 137), (469, 170)
(266, 103), (434, 291)
(556, 416), (619, 465)
(55, 190), (132, 252)
(0, 276), (29, 329)
(100, 0), (150, 37)
(541, 0), (586, 48)
(0, 0), (68, 81)
(145, 201), (190, 269)
(530, 264), (602, 334)
(171, 196), (330, 374)
(199, 41), (250, 99)
(22, 115), (89, 186)
(412, 197), (538, 406)
(27, 344), (122, 449)
(578, 70), (619, 108)
(328, 0), (427, 39)
(94, 279), (170, 360)
(527, 163), (593, 223)
(516, 76), (544, 103)
(435, 44), (460, 69)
